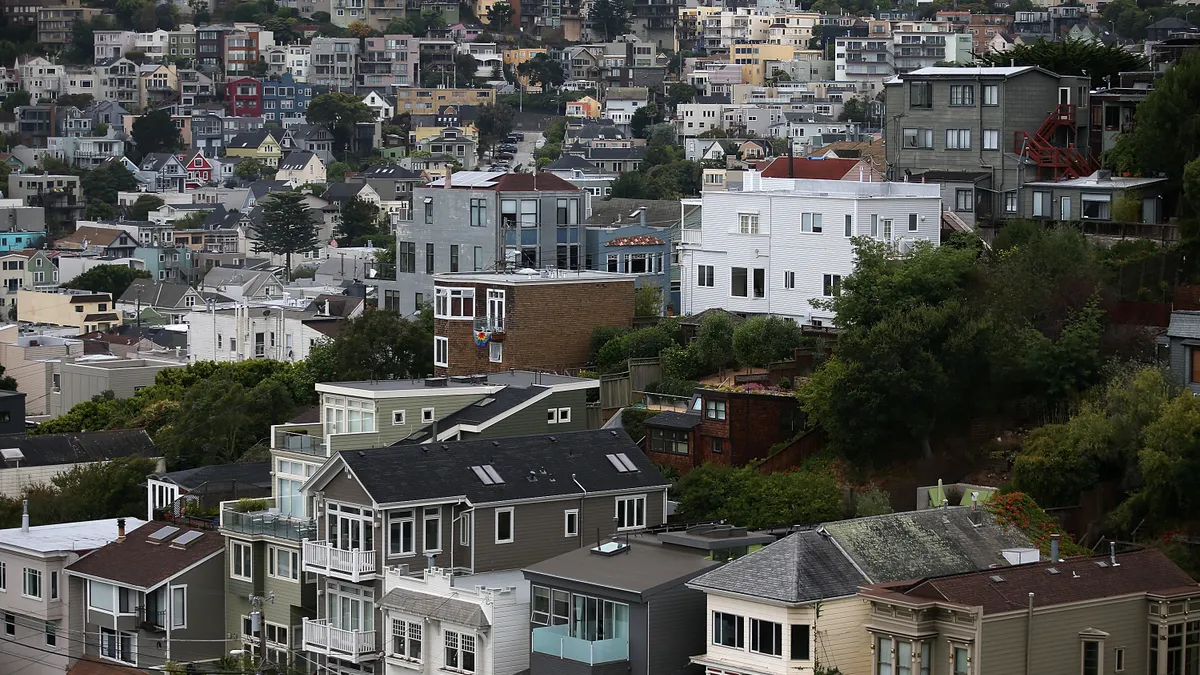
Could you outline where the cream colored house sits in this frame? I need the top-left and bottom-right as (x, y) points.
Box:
(17, 289), (120, 333)
(687, 507), (1035, 675)
(276, 150), (326, 186)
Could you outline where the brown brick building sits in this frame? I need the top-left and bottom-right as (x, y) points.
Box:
(432, 270), (635, 376)
(645, 387), (804, 475)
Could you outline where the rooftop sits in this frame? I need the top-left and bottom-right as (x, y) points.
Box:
(433, 269), (636, 285)
(1024, 169), (1167, 189)
(0, 517), (147, 555)
(425, 171), (581, 192)
(149, 460), (271, 491)
(0, 429), (158, 468)
(524, 537), (721, 597)
(65, 523), (224, 590)
(315, 370), (596, 397)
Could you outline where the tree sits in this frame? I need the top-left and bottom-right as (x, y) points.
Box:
(63, 264), (152, 298)
(235, 158), (276, 181)
(0, 456), (160, 528)
(336, 197), (383, 246)
(672, 464), (843, 528)
(839, 97), (870, 123)
(630, 103), (661, 138)
(129, 194), (165, 222)
(131, 109), (183, 161)
(305, 309), (434, 382)
(326, 161), (349, 182)
(1138, 394), (1200, 523)
(172, 209), (211, 230)
(86, 201), (115, 220)
(154, 375), (296, 466)
(517, 54), (565, 90)
(253, 192), (319, 280)
(589, 0), (631, 41)
(486, 1), (514, 29)
(455, 53), (479, 85)
(346, 21), (376, 38)
(81, 161), (138, 204)
(732, 315), (804, 368)
(634, 284), (662, 317)
(307, 92), (374, 159)
(475, 103), (515, 152)
(67, 16), (111, 64)
(976, 38), (1146, 88)
(595, 326), (675, 373)
(666, 82), (697, 108)
(55, 93), (94, 109)
(1, 90), (30, 113)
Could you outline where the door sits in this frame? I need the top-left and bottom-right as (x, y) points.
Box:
(1060, 196), (1072, 220)
(1059, 87), (1071, 105)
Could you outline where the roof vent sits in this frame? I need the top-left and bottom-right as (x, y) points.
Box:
(1047, 567), (1060, 575)
(989, 575), (1005, 583)
(1095, 561), (1108, 568)
(424, 377), (449, 387)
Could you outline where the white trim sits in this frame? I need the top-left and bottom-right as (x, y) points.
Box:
(434, 386), (560, 441)
(564, 509), (578, 537)
(494, 507), (514, 544)
(266, 545), (299, 583)
(170, 584), (187, 629)
(230, 540), (253, 582)
(392, 409), (406, 425)
(421, 407), (435, 423)
(314, 383), (500, 399)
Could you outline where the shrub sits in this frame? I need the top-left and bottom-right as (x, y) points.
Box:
(854, 488), (893, 517)
(620, 407), (659, 442)
(987, 491), (1087, 556)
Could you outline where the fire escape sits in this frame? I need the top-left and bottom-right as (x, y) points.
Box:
(1013, 104), (1100, 181)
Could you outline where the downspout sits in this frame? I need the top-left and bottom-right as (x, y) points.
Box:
(572, 474), (586, 549)
(1024, 592), (1034, 675)
(451, 504), (475, 573)
(977, 71), (994, 221)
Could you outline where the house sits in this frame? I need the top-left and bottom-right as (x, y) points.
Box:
(412, 128), (478, 170)
(65, 522), (227, 669)
(147, 460), (271, 521)
(283, 124), (335, 164)
(183, 150), (216, 186)
(198, 266), (283, 303)
(276, 150), (326, 186)
(523, 535), (722, 675)
(584, 224), (672, 310)
(361, 89), (396, 122)
(323, 181), (381, 207)
(44, 355), (184, 417)
(861, 548), (1200, 675)
(117, 278), (205, 324)
(135, 153), (187, 193)
(185, 303), (344, 362)
(679, 174), (942, 326)
(0, 327), (84, 415)
(0, 250), (34, 313)
(54, 226), (139, 258)
(225, 129), (283, 167)
(687, 505), (1036, 675)
(1020, 170), (1167, 226)
(602, 87), (650, 129)
(432, 270), (634, 376)
(0, 517), (148, 675)
(0, 429), (161, 498)
(16, 289), (120, 333)
(565, 95), (602, 119)
(7, 173), (84, 224)
(225, 76), (263, 117)
(757, 156), (885, 182)
(296, 429), (669, 672)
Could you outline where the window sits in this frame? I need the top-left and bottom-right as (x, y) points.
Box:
(983, 129), (1000, 150)
(713, 612), (743, 648)
(982, 84), (999, 105)
(434, 287), (475, 319)
(946, 129), (971, 149)
(473, 246), (484, 271)
(878, 637), (893, 675)
(45, 622), (56, 647)
(23, 567), (41, 599)
(1033, 191), (1051, 218)
(422, 408), (435, 424)
(1115, 647), (1125, 672)
(753, 268), (765, 298)
(910, 81), (932, 108)
(532, 587), (551, 624)
(489, 341), (503, 363)
(231, 541), (252, 581)
(425, 243), (435, 274)
(801, 213), (823, 233)
(564, 510), (578, 537)
(1082, 194), (1112, 220)
(750, 618), (782, 657)
(731, 267), (748, 297)
(434, 337), (448, 368)
(1005, 192), (1018, 213)
(388, 510), (415, 556)
(3, 613), (10, 636)
(953, 646), (969, 675)
(393, 410), (406, 426)
(495, 508), (514, 544)
(615, 495), (646, 530)
(398, 241), (416, 274)
(883, 219), (893, 241)
(845, 215), (853, 237)
(712, 437), (724, 454)
(423, 507), (441, 552)
(950, 85), (975, 106)
(50, 572), (57, 600)
(955, 189), (974, 212)
(391, 619), (422, 662)
(445, 631), (476, 673)
(791, 624), (810, 660)
(649, 428), (689, 455)
(738, 213), (759, 234)
(268, 546), (298, 581)
(450, 245), (459, 273)
(823, 274), (842, 297)
(1061, 196), (1073, 219)
(171, 586), (186, 628)
(698, 265), (714, 287)
(1083, 640), (1101, 675)
(784, 271), (795, 289)
(100, 627), (135, 665)
(424, 200), (433, 224)
(705, 399), (726, 420)
(902, 128), (934, 149)
(908, 213), (918, 232)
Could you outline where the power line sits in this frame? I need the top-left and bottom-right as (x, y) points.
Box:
(0, 632), (265, 675)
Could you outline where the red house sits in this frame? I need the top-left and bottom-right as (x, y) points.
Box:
(184, 150), (215, 186)
(226, 77), (262, 117)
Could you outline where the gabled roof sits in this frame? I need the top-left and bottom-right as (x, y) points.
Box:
(66, 523), (223, 590)
(380, 588), (491, 629)
(201, 266), (280, 293)
(360, 164), (423, 180)
(0, 430), (158, 469)
(588, 147), (645, 161)
(56, 226), (130, 250)
(139, 153), (182, 172)
(586, 198), (679, 227)
(326, 429), (667, 506)
(228, 129), (279, 149)
(278, 150), (317, 171)
(759, 156), (860, 180)
(544, 154), (599, 172)
(117, 279), (199, 308)
(689, 529), (866, 603)
(148, 460), (271, 492)
(304, 294), (364, 317)
(323, 182), (369, 202)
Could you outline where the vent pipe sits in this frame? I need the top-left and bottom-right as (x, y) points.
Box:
(117, 517), (126, 542)
(1110, 541), (1120, 567)
(20, 499), (28, 533)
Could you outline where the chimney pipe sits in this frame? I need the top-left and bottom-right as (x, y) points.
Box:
(970, 492), (978, 511)
(1050, 533), (1060, 563)
(21, 499), (28, 533)
(1110, 541), (1120, 567)
(787, 141), (794, 178)
(117, 518), (126, 542)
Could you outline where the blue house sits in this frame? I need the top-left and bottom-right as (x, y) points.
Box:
(584, 223), (674, 313)
(0, 232), (44, 252)
(133, 246), (195, 283)
(261, 74), (326, 126)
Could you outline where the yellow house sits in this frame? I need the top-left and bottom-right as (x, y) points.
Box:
(224, 129), (283, 168)
(276, 150), (327, 186)
(503, 48), (549, 90)
(411, 123), (478, 145)
(731, 42), (797, 85)
(565, 95), (602, 119)
(18, 289), (121, 333)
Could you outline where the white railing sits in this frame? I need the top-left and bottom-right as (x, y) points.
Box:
(302, 540), (376, 580)
(303, 618), (376, 659)
(680, 229), (702, 245)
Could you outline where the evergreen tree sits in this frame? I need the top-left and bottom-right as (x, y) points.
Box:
(253, 192), (319, 280)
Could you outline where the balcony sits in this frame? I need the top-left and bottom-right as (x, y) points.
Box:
(220, 503), (316, 540)
(277, 430), (326, 457)
(532, 625), (629, 666)
(302, 540), (376, 582)
(680, 228), (702, 246)
(302, 618), (377, 662)
(137, 606), (166, 633)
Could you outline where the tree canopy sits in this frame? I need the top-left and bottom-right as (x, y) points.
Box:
(130, 109), (184, 161)
(306, 308), (434, 382)
(589, 0), (631, 41)
(307, 92), (375, 159)
(335, 196), (384, 246)
(63, 264), (151, 299)
(253, 191), (319, 279)
(977, 39), (1146, 87)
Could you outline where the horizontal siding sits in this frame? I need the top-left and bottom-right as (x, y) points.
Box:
(493, 597), (532, 675)
(813, 597), (871, 675)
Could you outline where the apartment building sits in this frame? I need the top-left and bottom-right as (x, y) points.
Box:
(0, 327), (83, 415)
(17, 289), (119, 333)
(186, 303), (343, 363)
(45, 355), (184, 417)
(0, 517), (146, 675)
(7, 173), (83, 224)
(393, 87), (495, 113)
(678, 173), (941, 326)
(37, 4), (100, 48)
(310, 37), (360, 90)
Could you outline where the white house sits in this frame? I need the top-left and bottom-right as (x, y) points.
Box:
(678, 173), (942, 325)
(185, 303), (342, 363)
(362, 90), (396, 122)
(276, 150), (326, 186)
(379, 565), (530, 675)
(602, 88), (650, 130)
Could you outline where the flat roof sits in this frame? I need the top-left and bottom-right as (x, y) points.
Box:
(315, 370), (597, 397)
(434, 270), (635, 285)
(1024, 173), (1167, 189)
(0, 517), (148, 555)
(523, 538), (721, 597)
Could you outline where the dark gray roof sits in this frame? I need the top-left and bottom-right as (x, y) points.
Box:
(149, 461), (271, 491)
(323, 182), (369, 202)
(278, 151), (316, 171)
(0, 430), (157, 468)
(587, 147), (645, 161)
(380, 588), (490, 628)
(1168, 310), (1200, 339)
(696, 95), (731, 104)
(360, 164), (423, 179)
(645, 411), (701, 430)
(822, 506), (1033, 582)
(524, 538), (721, 597)
(587, 198), (679, 227)
(432, 386), (545, 429)
(336, 429), (668, 506)
(248, 180), (292, 200)
(689, 530), (866, 603)
(228, 129), (279, 149)
(544, 155), (599, 172)
(139, 153), (181, 172)
(117, 279), (196, 308)
(1148, 16), (1194, 29)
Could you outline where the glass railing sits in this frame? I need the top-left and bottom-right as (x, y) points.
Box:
(531, 625), (629, 665)
(221, 504), (316, 540)
(278, 431), (326, 457)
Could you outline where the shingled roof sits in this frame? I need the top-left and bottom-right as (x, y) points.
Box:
(0, 430), (158, 468)
(66, 523), (223, 590)
(689, 529), (866, 603)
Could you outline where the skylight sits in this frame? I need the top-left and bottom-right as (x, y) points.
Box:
(471, 464), (504, 485)
(148, 526), (179, 541)
(607, 453), (639, 473)
(170, 531), (203, 548)
(476, 397), (496, 407)
(590, 540), (630, 556)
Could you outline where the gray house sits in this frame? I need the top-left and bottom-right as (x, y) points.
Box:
(1021, 170), (1167, 226)
(1165, 310), (1200, 394)
(45, 355), (184, 418)
(296, 429), (669, 672)
(65, 522), (226, 669)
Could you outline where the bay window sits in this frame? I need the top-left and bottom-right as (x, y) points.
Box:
(750, 618), (782, 657)
(713, 611), (743, 648)
(878, 636), (894, 675)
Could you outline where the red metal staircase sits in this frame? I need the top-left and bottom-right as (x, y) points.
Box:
(1013, 104), (1100, 181)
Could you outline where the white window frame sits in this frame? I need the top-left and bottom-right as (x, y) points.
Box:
(170, 585), (187, 629)
(388, 509), (416, 558)
(945, 129), (971, 150)
(983, 129), (999, 151)
(615, 495), (646, 530)
(784, 271), (795, 289)
(391, 618), (422, 663)
(434, 287), (475, 319)
(22, 567), (41, 600)
(558, 407), (571, 424)
(231, 540), (253, 581)
(737, 213), (759, 234)
(393, 410), (406, 426)
(494, 507), (514, 544)
(489, 341), (503, 363)
(421, 408), (435, 423)
(749, 617), (783, 657)
(547, 408), (560, 424)
(564, 509), (579, 537)
(434, 337), (448, 368)
(267, 546), (299, 582)
(444, 630), (476, 673)
(423, 507), (442, 553)
(800, 212), (823, 233)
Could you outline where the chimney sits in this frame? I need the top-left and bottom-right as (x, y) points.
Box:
(1110, 541), (1120, 567)
(443, 166), (453, 190)
(1050, 533), (1060, 563)
(787, 142), (794, 178)
(20, 499), (28, 534)
(117, 517), (126, 542)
